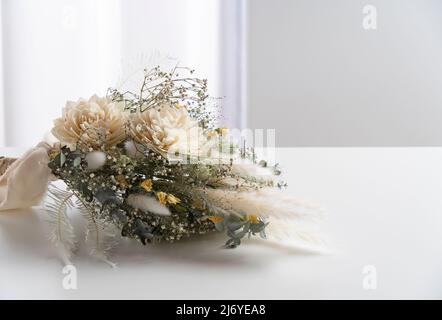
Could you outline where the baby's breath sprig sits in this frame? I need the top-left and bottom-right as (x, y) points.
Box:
(108, 64), (217, 129)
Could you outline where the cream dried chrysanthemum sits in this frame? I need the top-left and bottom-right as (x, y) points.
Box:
(51, 95), (126, 150)
(128, 103), (206, 157)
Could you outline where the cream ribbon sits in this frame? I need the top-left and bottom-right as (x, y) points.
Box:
(0, 142), (52, 211)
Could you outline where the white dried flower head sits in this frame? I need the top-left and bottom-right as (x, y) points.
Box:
(124, 140), (145, 158)
(127, 194), (171, 216)
(51, 95), (126, 151)
(85, 151), (107, 171)
(128, 103), (206, 158)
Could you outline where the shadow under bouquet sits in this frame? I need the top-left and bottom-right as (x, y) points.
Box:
(0, 65), (324, 265)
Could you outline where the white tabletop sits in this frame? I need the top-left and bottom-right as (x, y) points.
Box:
(1, 147), (441, 299)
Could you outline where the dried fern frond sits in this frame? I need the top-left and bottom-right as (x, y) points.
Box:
(75, 198), (120, 267)
(44, 184), (77, 265)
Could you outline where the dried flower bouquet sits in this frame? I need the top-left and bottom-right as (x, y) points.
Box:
(0, 65), (323, 264)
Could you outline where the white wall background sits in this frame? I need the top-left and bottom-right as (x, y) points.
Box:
(1, 0), (122, 147)
(2, 0), (442, 147)
(247, 0), (442, 146)
(0, 0), (243, 147)
(0, 1), (4, 146)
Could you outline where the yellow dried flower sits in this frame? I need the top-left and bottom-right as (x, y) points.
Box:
(167, 194), (181, 205)
(156, 192), (168, 205)
(220, 128), (229, 136)
(116, 175), (130, 188)
(49, 149), (61, 161)
(208, 216), (225, 223)
(247, 215), (260, 224)
(215, 127), (229, 136)
(140, 179), (153, 192)
(207, 131), (217, 139)
(155, 192), (181, 206)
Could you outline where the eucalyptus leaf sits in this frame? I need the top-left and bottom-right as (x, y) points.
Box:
(225, 238), (241, 249)
(227, 221), (250, 239)
(133, 219), (155, 245)
(173, 204), (188, 213)
(226, 220), (247, 232)
(73, 157), (82, 167)
(250, 221), (266, 233)
(95, 188), (121, 214)
(259, 229), (267, 239)
(226, 214), (242, 223)
(60, 153), (66, 167)
(80, 183), (93, 202)
(95, 188), (118, 204)
(258, 160), (267, 167)
(110, 208), (128, 223)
